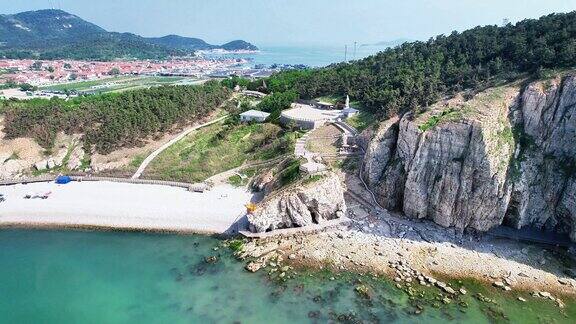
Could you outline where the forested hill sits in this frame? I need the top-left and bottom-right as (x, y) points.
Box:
(147, 36), (258, 51)
(0, 9), (258, 60)
(263, 11), (576, 118)
(1, 81), (231, 154)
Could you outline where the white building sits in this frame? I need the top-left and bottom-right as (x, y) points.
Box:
(341, 95), (359, 118)
(279, 95), (361, 130)
(280, 103), (342, 129)
(240, 109), (270, 122)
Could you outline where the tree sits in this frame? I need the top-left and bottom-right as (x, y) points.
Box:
(19, 83), (37, 92)
(262, 11), (576, 118)
(108, 67), (120, 76)
(221, 76), (251, 90)
(31, 61), (43, 70)
(3, 82), (231, 154)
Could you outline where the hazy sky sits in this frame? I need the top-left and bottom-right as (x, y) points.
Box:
(3, 0), (576, 46)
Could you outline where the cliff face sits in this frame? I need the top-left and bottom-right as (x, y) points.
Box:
(248, 172), (346, 233)
(363, 76), (576, 239)
(507, 77), (576, 239)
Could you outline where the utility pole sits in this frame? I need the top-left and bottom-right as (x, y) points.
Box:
(344, 45), (348, 62)
(353, 42), (357, 61)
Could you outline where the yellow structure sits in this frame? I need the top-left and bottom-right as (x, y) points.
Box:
(246, 203), (257, 214)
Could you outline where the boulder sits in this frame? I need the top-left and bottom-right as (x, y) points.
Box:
(0, 159), (27, 179)
(247, 172), (346, 233)
(0, 153), (10, 163)
(34, 160), (48, 171)
(252, 170), (274, 192)
(53, 148), (68, 167)
(67, 146), (85, 170)
(46, 158), (56, 170)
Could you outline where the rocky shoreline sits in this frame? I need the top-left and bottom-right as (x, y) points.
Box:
(237, 188), (576, 308)
(239, 227), (575, 306)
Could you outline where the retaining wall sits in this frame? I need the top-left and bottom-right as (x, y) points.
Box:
(0, 176), (208, 192)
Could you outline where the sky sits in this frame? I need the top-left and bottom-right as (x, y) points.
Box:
(2, 0), (576, 46)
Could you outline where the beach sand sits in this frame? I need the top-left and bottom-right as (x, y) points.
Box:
(0, 181), (253, 234)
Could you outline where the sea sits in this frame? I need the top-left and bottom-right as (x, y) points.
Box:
(201, 44), (392, 68)
(0, 229), (572, 323)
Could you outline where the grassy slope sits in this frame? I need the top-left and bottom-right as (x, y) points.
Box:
(144, 122), (296, 182)
(346, 110), (376, 132)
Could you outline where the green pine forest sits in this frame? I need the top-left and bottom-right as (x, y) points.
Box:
(245, 12), (576, 118)
(1, 81), (230, 154)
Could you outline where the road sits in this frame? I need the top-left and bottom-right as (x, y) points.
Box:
(132, 115), (228, 179)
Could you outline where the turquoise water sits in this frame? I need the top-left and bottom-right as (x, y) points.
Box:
(204, 45), (391, 67)
(0, 229), (573, 323)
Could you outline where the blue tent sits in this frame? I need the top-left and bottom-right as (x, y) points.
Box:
(55, 176), (72, 184)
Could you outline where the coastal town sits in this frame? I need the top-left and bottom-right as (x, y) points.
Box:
(0, 57), (283, 99)
(0, 58), (254, 84)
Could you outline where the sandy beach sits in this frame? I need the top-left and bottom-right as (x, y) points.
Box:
(0, 181), (253, 234)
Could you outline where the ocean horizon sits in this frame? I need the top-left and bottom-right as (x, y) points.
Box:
(202, 44), (394, 68)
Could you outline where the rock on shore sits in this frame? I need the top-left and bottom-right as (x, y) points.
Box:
(247, 172), (346, 232)
(362, 75), (576, 239)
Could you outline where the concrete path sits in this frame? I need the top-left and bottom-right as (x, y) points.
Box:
(294, 133), (311, 158)
(132, 115), (228, 179)
(332, 121), (359, 136)
(205, 155), (289, 185)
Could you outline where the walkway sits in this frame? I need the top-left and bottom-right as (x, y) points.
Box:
(132, 115), (228, 179)
(332, 120), (359, 136)
(204, 155), (289, 185)
(294, 133), (311, 158)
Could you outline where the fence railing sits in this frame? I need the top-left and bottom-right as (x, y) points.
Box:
(0, 175), (208, 192)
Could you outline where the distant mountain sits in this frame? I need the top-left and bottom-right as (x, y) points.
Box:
(147, 36), (258, 52)
(0, 9), (106, 47)
(220, 40), (259, 51)
(0, 9), (258, 60)
(147, 35), (213, 51)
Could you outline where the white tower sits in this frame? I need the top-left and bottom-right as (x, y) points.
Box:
(345, 95), (350, 109)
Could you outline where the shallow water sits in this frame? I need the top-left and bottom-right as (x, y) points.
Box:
(0, 229), (573, 323)
(203, 44), (391, 67)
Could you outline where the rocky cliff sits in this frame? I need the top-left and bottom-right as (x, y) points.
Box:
(0, 118), (86, 180)
(248, 172), (346, 233)
(362, 75), (576, 240)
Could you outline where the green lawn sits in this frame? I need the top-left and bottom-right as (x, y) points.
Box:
(40, 76), (189, 93)
(346, 110), (376, 132)
(144, 122), (296, 182)
(40, 76), (134, 91)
